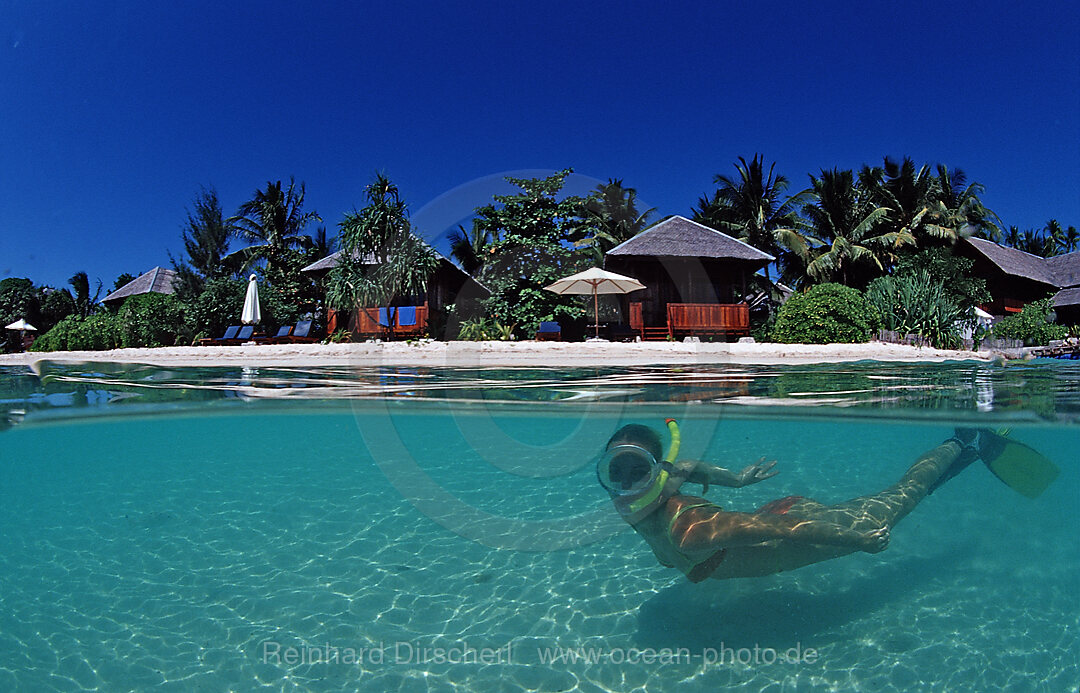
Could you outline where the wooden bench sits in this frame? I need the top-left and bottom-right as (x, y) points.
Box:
(666, 303), (750, 340)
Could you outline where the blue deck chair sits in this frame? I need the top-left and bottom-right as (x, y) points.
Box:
(198, 325), (240, 345)
(257, 325), (292, 343)
(535, 321), (561, 341)
(281, 320), (317, 343)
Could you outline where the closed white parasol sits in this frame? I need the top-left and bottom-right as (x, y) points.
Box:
(241, 274), (261, 325)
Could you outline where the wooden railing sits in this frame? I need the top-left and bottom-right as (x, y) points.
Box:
(629, 302), (750, 340)
(666, 303), (749, 339)
(353, 304), (428, 337)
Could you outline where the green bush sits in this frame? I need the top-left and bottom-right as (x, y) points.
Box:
(771, 283), (880, 344)
(29, 313), (122, 351)
(188, 279), (247, 340)
(992, 298), (1067, 346)
(117, 293), (187, 347)
(865, 270), (966, 349)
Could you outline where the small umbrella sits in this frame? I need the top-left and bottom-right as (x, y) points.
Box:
(241, 274), (261, 326)
(5, 319), (37, 332)
(544, 267), (645, 339)
(5, 318), (37, 352)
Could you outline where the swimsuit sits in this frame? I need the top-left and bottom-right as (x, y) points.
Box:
(666, 495), (806, 583)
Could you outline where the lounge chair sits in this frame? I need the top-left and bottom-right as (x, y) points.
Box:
(198, 325), (241, 346)
(278, 320), (319, 343)
(221, 325), (255, 345)
(256, 325), (292, 344)
(535, 321), (561, 341)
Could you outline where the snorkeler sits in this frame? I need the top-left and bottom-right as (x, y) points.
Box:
(597, 420), (1058, 582)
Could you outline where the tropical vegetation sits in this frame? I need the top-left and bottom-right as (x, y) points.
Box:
(770, 283), (881, 344)
(14, 153), (1078, 352)
(990, 298), (1068, 346)
(325, 173), (440, 330)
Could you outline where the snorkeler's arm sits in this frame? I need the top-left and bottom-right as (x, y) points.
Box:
(668, 505), (888, 554)
(682, 458), (778, 489)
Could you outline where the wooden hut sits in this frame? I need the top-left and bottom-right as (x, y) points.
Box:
(604, 215), (773, 340)
(101, 267), (178, 308)
(957, 238), (1080, 319)
(301, 249), (488, 337)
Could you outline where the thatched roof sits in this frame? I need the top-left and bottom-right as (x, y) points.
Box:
(1045, 252), (1080, 288)
(301, 249), (355, 274)
(606, 215), (775, 263)
(1053, 286), (1080, 308)
(963, 238), (1057, 286)
(301, 248), (489, 293)
(964, 238), (1080, 289)
(102, 267), (178, 305)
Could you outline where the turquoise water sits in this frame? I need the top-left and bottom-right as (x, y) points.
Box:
(0, 362), (1077, 691)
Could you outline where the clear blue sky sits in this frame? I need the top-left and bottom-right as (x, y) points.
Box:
(2, 1), (1078, 290)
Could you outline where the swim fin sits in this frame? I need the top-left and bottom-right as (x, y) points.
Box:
(981, 432), (1060, 499)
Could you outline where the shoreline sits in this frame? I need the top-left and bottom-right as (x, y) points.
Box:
(0, 340), (998, 370)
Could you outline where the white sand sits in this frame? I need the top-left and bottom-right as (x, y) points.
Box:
(0, 340), (995, 370)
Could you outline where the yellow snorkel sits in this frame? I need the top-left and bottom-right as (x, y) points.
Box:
(614, 418), (680, 521)
(664, 418), (681, 463)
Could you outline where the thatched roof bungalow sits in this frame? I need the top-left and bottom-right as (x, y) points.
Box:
(957, 238), (1080, 321)
(101, 267), (178, 308)
(604, 215), (773, 336)
(301, 248), (488, 336)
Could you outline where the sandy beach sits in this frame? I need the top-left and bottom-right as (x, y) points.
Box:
(0, 340), (996, 370)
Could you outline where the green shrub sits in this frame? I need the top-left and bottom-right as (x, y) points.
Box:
(991, 298), (1067, 346)
(771, 283), (880, 344)
(189, 279), (247, 340)
(30, 315), (79, 351)
(865, 270), (966, 349)
(117, 293), (187, 347)
(29, 313), (122, 351)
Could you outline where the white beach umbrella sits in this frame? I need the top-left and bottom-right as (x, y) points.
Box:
(241, 274), (261, 325)
(544, 267), (645, 338)
(5, 318), (37, 331)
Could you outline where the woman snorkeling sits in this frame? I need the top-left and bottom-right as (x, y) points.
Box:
(597, 420), (1057, 582)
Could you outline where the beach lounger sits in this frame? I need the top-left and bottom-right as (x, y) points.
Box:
(198, 325), (241, 346)
(256, 325), (292, 344)
(221, 325), (255, 345)
(278, 320), (319, 343)
(535, 321), (561, 341)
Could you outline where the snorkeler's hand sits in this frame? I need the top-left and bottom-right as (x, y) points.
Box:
(860, 526), (890, 554)
(736, 458), (779, 487)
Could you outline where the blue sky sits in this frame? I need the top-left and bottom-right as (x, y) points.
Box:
(2, 1), (1078, 291)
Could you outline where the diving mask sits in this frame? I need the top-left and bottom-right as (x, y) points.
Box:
(596, 444), (663, 496)
(597, 419), (682, 521)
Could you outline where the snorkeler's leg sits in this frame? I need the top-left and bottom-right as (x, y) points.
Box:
(808, 440), (964, 531)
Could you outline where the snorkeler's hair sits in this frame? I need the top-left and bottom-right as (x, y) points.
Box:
(606, 424), (663, 460)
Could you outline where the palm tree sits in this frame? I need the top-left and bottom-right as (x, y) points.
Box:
(1053, 221), (1080, 254)
(861, 157), (953, 259)
(933, 165), (1000, 241)
(576, 179), (655, 261)
(694, 155), (809, 280)
(309, 226), (337, 259)
(326, 173), (439, 329)
(448, 221), (494, 276)
(226, 178), (321, 277)
(801, 169), (891, 288)
(68, 271), (101, 318)
(1002, 225), (1022, 248)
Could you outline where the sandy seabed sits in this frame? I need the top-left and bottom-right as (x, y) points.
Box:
(0, 340), (995, 370)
